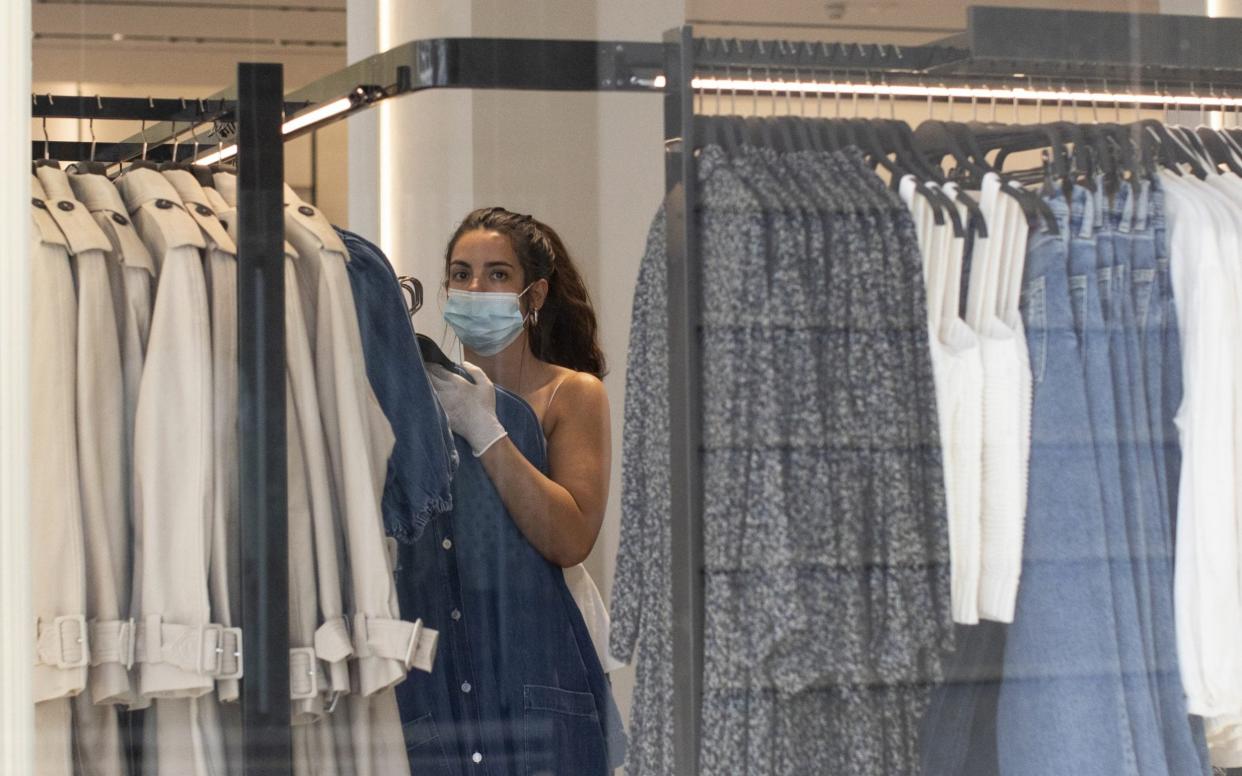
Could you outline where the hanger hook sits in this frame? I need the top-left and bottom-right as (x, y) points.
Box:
(747, 64), (757, 116)
(1032, 76), (1042, 124)
(816, 66), (825, 118)
(191, 100), (205, 160)
(834, 69), (842, 117)
(42, 115), (49, 161)
(727, 62), (736, 115)
(89, 99), (98, 163)
(140, 117), (149, 161)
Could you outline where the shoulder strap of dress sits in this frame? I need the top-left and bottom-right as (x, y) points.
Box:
(544, 374), (573, 415)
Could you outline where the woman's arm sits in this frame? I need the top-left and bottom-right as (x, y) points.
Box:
(478, 373), (611, 567)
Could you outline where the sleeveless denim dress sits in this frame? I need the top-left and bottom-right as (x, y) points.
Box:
(393, 383), (626, 776)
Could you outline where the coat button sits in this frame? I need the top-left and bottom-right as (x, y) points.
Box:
(154, 198), (174, 209)
(111, 212), (128, 226)
(461, 681), (471, 694)
(441, 538), (452, 550)
(31, 198), (46, 209)
(450, 609), (461, 621)
(56, 200), (75, 212)
(298, 205), (315, 217)
(471, 752), (483, 764)
(195, 204), (213, 217)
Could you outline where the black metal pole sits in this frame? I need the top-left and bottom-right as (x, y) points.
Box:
(662, 26), (703, 776)
(237, 61), (290, 776)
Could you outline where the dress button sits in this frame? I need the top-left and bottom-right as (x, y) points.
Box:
(111, 212), (128, 226)
(441, 538), (452, 550)
(298, 205), (315, 216)
(31, 198), (46, 209)
(56, 200), (75, 212)
(154, 198), (174, 209)
(461, 681), (471, 694)
(471, 752), (483, 764)
(194, 204), (213, 217)
(450, 609), (461, 621)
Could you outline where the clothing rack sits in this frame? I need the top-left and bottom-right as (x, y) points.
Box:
(660, 7), (1242, 774)
(29, 8), (1242, 774)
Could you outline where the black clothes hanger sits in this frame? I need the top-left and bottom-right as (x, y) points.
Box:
(954, 120), (1057, 234)
(1177, 125), (1214, 165)
(1138, 119), (1209, 178)
(416, 334), (461, 374)
(1194, 127), (1242, 174)
(71, 161), (110, 176)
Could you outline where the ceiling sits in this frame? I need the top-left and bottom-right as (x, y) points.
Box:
(33, 0), (347, 90)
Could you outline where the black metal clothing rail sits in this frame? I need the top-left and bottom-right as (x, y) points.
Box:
(236, 62), (292, 776)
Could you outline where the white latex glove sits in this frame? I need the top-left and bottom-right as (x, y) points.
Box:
(427, 362), (508, 457)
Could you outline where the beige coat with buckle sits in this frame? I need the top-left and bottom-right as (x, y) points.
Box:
(30, 174), (90, 776)
(117, 167), (236, 775)
(38, 166), (132, 776)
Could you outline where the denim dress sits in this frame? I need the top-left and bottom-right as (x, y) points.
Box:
(393, 384), (626, 776)
(338, 228), (457, 542)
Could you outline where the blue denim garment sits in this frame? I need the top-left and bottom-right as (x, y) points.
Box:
(1149, 183), (1184, 540)
(1069, 185), (1166, 775)
(1148, 184), (1211, 771)
(337, 228), (456, 542)
(919, 621), (1006, 776)
(996, 189), (1135, 775)
(394, 381), (626, 776)
(1121, 187), (1210, 775)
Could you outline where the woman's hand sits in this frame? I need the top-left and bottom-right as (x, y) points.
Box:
(427, 362), (508, 456)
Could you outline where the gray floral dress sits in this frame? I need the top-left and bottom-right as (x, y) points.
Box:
(611, 144), (952, 775)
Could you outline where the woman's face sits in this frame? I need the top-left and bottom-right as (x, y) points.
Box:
(448, 229), (525, 294)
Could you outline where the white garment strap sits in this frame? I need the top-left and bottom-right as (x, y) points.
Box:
(33, 615), (90, 670)
(133, 615), (243, 680)
(289, 647), (321, 701)
(313, 616), (355, 693)
(89, 619), (135, 669)
(351, 613), (438, 674)
(545, 375), (572, 415)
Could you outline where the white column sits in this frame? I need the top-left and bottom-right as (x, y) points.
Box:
(0, 0), (33, 773)
(347, 0), (473, 346)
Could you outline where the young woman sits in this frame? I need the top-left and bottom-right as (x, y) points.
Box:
(399, 207), (623, 776)
(429, 206), (611, 568)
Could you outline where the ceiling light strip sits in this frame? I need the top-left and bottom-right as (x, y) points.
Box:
(194, 94), (357, 165)
(651, 75), (1242, 108)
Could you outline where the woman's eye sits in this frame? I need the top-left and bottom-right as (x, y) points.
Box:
(490, 270), (508, 281)
(452, 271), (469, 282)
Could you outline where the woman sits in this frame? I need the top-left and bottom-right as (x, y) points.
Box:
(397, 207), (624, 776)
(429, 207), (611, 568)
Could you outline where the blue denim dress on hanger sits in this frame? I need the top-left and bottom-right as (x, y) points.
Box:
(338, 227), (457, 541)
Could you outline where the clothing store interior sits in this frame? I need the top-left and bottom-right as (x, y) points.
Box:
(11, 0), (1242, 774)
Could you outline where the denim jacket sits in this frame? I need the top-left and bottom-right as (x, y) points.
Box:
(394, 383), (627, 775)
(337, 228), (456, 542)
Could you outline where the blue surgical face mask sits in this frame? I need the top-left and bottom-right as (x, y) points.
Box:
(443, 284), (534, 357)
